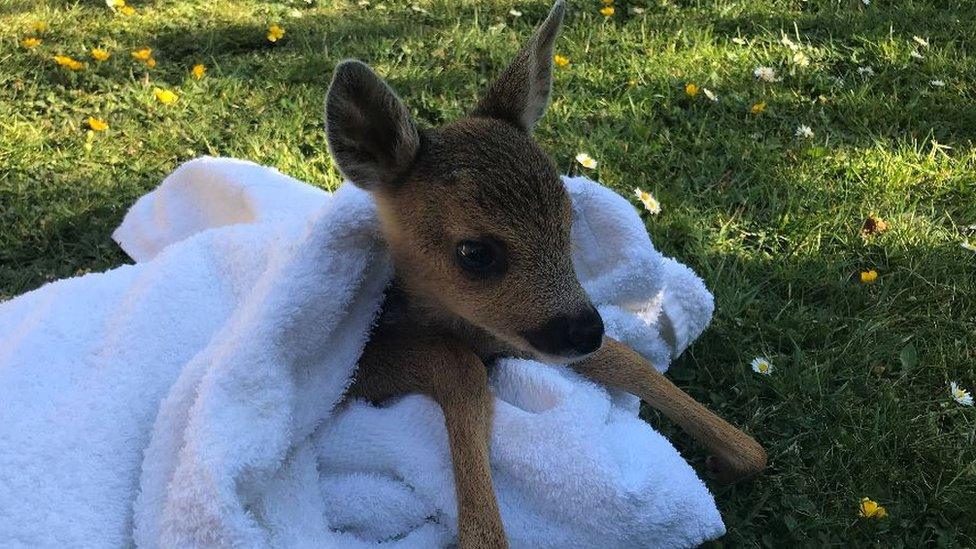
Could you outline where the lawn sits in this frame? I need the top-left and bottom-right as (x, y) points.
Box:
(2, 0), (975, 545)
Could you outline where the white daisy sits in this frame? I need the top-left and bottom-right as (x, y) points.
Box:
(858, 66), (875, 76)
(913, 35), (929, 48)
(633, 188), (661, 214)
(732, 37), (747, 45)
(703, 88), (719, 102)
(862, 0), (870, 5)
(509, 8), (522, 17)
(950, 382), (973, 406)
(930, 79), (946, 87)
(575, 152), (597, 169)
(751, 357), (774, 375)
(961, 241), (976, 253)
(795, 124), (814, 139)
(910, 50), (924, 59)
(753, 66), (780, 82)
(630, 7), (645, 14)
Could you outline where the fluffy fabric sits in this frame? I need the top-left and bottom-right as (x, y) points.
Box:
(0, 157), (723, 548)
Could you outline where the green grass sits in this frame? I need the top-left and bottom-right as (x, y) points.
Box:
(2, 0), (975, 545)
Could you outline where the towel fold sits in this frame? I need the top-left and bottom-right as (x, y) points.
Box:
(0, 157), (723, 548)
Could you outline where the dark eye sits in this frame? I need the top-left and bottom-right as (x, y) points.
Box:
(456, 239), (501, 276)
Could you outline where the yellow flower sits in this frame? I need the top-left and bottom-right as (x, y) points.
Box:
(860, 270), (878, 284)
(132, 48), (152, 61)
(750, 101), (767, 114)
(53, 55), (86, 71)
(91, 48), (111, 61)
(106, 0), (125, 7)
(633, 188), (661, 214)
(21, 37), (42, 48)
(87, 117), (109, 131)
(685, 82), (699, 97)
(858, 497), (887, 519)
(599, 6), (615, 16)
(146, 57), (156, 68)
(553, 54), (569, 68)
(575, 152), (597, 169)
(601, 0), (614, 3)
(119, 5), (136, 15)
(267, 24), (285, 42)
(32, 21), (48, 33)
(191, 63), (206, 79)
(154, 88), (178, 105)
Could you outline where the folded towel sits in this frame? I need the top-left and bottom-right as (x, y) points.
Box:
(0, 157), (723, 548)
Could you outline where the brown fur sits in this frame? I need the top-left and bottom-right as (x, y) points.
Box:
(328, 2), (766, 546)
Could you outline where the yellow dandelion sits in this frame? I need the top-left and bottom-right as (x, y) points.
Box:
(599, 6), (615, 16)
(106, 0), (125, 7)
(191, 63), (206, 79)
(54, 55), (86, 71)
(87, 117), (109, 131)
(146, 57), (156, 68)
(685, 82), (699, 97)
(154, 88), (178, 105)
(575, 152), (597, 170)
(21, 37), (42, 49)
(860, 270), (878, 284)
(750, 101), (767, 114)
(633, 188), (661, 215)
(267, 24), (285, 43)
(858, 497), (888, 519)
(32, 21), (48, 33)
(131, 48), (152, 61)
(553, 54), (569, 68)
(91, 48), (111, 61)
(119, 5), (136, 15)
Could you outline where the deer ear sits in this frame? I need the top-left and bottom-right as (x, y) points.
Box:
(473, 0), (566, 131)
(325, 60), (420, 190)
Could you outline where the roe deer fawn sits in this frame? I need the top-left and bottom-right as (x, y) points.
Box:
(328, 2), (766, 546)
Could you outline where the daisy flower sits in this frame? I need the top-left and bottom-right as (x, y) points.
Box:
(858, 497), (888, 519)
(910, 50), (924, 59)
(87, 117), (108, 131)
(795, 124), (814, 139)
(630, 7), (645, 14)
(633, 188), (661, 214)
(858, 66), (875, 76)
(930, 80), (945, 87)
(950, 382), (973, 406)
(753, 66), (780, 82)
(703, 88), (718, 102)
(509, 9), (522, 17)
(575, 152), (597, 169)
(731, 37), (747, 45)
(267, 24), (285, 43)
(553, 54), (569, 68)
(191, 64), (206, 79)
(912, 35), (929, 48)
(751, 357), (774, 375)
(860, 269), (878, 283)
(961, 241), (976, 253)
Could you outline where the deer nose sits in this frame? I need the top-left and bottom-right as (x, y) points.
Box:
(520, 306), (605, 359)
(566, 307), (605, 355)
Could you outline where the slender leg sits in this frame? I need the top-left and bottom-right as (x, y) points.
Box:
(349, 336), (508, 548)
(571, 337), (767, 483)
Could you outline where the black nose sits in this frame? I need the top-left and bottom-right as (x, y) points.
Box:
(566, 308), (605, 355)
(520, 306), (605, 359)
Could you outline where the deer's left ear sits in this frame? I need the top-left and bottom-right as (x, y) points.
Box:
(472, 0), (566, 132)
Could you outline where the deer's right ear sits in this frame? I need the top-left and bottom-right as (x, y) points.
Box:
(325, 60), (419, 190)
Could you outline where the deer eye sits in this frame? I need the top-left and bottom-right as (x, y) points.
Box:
(455, 239), (505, 277)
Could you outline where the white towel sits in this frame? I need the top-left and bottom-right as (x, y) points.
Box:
(0, 157), (724, 548)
